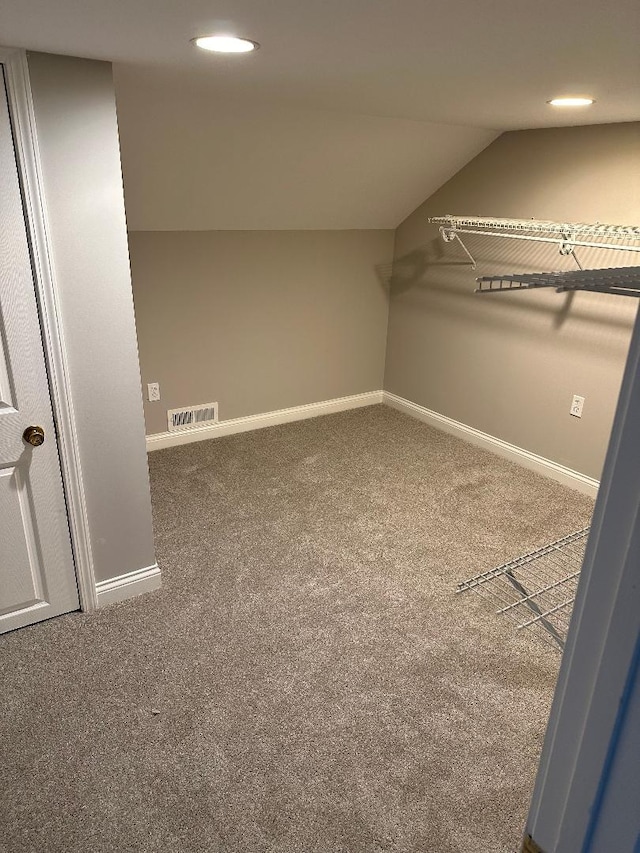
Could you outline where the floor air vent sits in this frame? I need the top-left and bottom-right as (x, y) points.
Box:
(167, 402), (218, 432)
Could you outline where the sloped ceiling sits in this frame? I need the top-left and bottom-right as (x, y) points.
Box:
(114, 72), (497, 230)
(3, 0), (639, 229)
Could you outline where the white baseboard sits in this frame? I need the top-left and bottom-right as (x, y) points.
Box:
(95, 563), (162, 608)
(146, 391), (384, 452)
(145, 387), (598, 497)
(383, 391), (599, 498)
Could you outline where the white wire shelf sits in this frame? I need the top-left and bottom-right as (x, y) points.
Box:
(430, 215), (640, 241)
(429, 215), (640, 255)
(457, 527), (591, 651)
(428, 215), (640, 291)
(475, 266), (640, 298)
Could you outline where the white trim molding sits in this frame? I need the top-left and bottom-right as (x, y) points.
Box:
(95, 564), (161, 608)
(384, 391), (599, 498)
(147, 391), (384, 451)
(1, 48), (98, 611)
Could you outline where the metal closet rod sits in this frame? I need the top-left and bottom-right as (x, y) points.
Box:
(429, 215), (640, 254)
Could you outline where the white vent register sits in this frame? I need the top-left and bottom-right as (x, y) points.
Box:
(167, 402), (219, 432)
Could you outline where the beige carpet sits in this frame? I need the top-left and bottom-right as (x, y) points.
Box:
(0, 405), (593, 852)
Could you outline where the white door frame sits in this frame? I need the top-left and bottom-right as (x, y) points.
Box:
(525, 302), (640, 851)
(1, 47), (98, 612)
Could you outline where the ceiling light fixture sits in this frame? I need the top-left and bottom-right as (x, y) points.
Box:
(192, 35), (260, 53)
(547, 97), (595, 107)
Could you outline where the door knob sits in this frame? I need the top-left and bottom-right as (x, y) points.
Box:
(23, 426), (45, 447)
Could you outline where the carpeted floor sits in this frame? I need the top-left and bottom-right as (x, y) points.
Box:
(0, 405), (594, 853)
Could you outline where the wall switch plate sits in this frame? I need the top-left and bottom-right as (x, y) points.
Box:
(570, 394), (585, 418)
(147, 382), (160, 402)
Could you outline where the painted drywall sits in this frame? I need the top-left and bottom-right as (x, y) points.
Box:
(128, 230), (393, 436)
(386, 122), (640, 480)
(114, 69), (497, 231)
(27, 52), (156, 584)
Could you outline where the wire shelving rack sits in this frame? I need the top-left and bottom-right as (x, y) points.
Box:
(433, 218), (634, 646)
(475, 266), (640, 298)
(427, 215), (640, 282)
(429, 215), (640, 255)
(457, 527), (591, 651)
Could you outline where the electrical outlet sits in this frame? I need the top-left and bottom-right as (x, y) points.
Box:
(570, 394), (585, 418)
(147, 382), (160, 402)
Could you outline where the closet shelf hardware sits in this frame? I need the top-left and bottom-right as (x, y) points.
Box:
(428, 216), (640, 299)
(475, 266), (640, 298)
(441, 228), (478, 268)
(429, 215), (640, 255)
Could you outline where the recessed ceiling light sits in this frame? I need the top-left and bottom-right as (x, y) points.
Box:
(547, 97), (595, 107)
(192, 35), (260, 53)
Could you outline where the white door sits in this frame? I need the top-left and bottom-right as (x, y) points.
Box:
(0, 66), (79, 633)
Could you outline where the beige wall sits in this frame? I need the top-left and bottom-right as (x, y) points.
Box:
(28, 52), (156, 584)
(129, 230), (393, 435)
(386, 122), (640, 481)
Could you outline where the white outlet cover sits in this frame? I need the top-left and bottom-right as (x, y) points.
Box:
(147, 382), (161, 402)
(570, 394), (585, 418)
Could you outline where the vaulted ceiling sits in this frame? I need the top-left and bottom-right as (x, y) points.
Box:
(3, 0), (639, 229)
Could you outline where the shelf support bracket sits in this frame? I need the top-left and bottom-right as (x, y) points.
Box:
(559, 234), (583, 270)
(440, 227), (477, 269)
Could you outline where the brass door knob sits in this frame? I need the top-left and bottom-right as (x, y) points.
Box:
(23, 426), (45, 447)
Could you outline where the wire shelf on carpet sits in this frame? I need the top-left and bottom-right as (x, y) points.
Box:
(457, 527), (590, 651)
